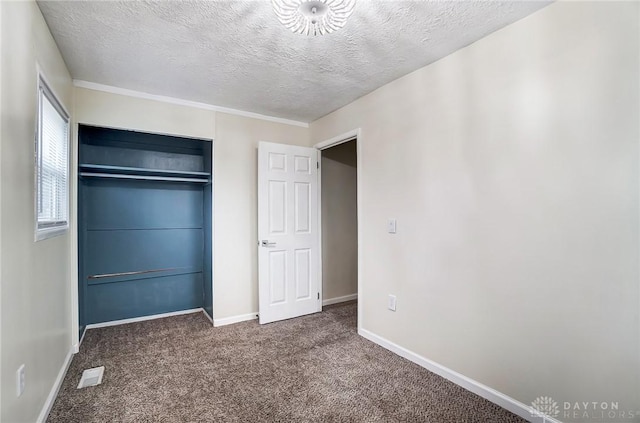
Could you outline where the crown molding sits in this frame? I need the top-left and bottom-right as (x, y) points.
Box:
(73, 80), (309, 128)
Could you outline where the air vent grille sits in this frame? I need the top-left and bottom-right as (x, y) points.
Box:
(77, 366), (105, 389)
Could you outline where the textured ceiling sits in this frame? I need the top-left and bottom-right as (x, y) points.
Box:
(37, 1), (550, 123)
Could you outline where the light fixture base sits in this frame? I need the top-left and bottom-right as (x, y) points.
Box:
(272, 0), (356, 36)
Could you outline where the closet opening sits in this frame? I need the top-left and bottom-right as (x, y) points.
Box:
(77, 125), (213, 337)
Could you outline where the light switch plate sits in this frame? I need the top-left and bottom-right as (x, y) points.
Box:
(388, 219), (397, 234)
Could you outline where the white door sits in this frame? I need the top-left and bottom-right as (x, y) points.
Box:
(258, 141), (320, 324)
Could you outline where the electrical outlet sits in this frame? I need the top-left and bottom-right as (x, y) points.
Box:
(16, 364), (25, 397)
(388, 219), (397, 234)
(388, 294), (397, 311)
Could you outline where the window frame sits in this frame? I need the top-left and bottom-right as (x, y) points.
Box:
(35, 74), (70, 242)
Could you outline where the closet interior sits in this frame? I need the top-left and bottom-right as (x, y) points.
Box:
(78, 125), (213, 334)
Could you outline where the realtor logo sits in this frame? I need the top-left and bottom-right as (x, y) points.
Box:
(531, 396), (560, 419)
(531, 396), (637, 421)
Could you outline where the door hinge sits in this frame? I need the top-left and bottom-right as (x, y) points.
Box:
(317, 161), (319, 169)
(317, 292), (320, 300)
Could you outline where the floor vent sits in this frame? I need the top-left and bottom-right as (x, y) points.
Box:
(77, 366), (105, 389)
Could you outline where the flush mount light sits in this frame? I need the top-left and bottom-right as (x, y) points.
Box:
(272, 0), (356, 36)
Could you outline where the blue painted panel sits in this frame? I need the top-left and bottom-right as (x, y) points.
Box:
(82, 145), (205, 172)
(84, 179), (203, 230)
(203, 184), (213, 319)
(84, 229), (203, 278)
(202, 141), (214, 319)
(78, 180), (87, 338)
(86, 273), (203, 324)
(80, 125), (208, 154)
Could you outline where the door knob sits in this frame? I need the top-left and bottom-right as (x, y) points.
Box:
(261, 240), (276, 247)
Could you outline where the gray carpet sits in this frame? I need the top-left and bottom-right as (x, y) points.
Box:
(48, 302), (526, 422)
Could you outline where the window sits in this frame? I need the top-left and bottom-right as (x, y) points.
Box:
(35, 76), (69, 241)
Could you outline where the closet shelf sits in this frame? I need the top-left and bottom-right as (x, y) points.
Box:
(80, 163), (210, 177)
(79, 164), (210, 183)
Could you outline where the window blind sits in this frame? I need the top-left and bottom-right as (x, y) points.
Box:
(37, 81), (69, 232)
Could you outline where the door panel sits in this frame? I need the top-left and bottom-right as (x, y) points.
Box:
(295, 249), (311, 300)
(269, 250), (287, 304)
(294, 182), (311, 233)
(269, 152), (287, 171)
(294, 156), (310, 174)
(269, 181), (287, 234)
(258, 142), (319, 324)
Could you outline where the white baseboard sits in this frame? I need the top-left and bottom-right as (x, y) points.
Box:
(358, 328), (561, 423)
(37, 347), (74, 423)
(85, 308), (203, 329)
(201, 309), (214, 325)
(323, 293), (357, 306)
(213, 312), (258, 327)
(74, 327), (87, 353)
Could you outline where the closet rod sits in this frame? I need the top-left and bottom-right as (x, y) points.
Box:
(88, 267), (187, 279)
(80, 172), (209, 183)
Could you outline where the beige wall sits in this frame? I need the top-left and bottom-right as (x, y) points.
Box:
(311, 1), (639, 414)
(321, 141), (357, 301)
(1, 2), (74, 421)
(73, 88), (216, 139)
(214, 112), (309, 319)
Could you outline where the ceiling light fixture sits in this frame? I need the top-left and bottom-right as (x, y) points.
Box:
(271, 0), (356, 36)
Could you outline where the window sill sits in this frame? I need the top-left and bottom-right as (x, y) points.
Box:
(36, 224), (68, 242)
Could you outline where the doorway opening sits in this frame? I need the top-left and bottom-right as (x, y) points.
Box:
(256, 130), (360, 327)
(317, 134), (359, 331)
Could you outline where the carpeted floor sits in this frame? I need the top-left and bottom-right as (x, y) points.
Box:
(48, 302), (525, 422)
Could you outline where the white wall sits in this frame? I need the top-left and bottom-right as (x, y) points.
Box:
(310, 1), (639, 416)
(321, 141), (357, 302)
(0, 1), (74, 421)
(214, 112), (309, 319)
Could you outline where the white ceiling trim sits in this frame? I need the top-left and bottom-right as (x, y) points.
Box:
(72, 80), (310, 128)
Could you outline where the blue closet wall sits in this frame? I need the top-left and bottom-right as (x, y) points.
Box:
(202, 142), (213, 318)
(78, 126), (213, 328)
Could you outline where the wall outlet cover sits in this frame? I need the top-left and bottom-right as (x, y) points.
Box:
(388, 294), (397, 311)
